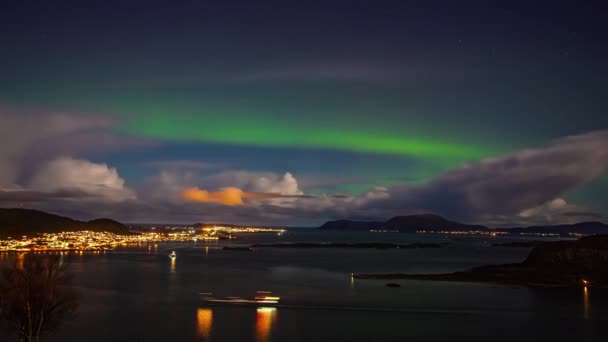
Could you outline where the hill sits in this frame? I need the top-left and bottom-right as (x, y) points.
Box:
(319, 214), (608, 236)
(0, 208), (131, 237)
(381, 214), (487, 232)
(318, 214), (486, 232)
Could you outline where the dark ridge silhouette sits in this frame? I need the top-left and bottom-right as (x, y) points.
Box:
(381, 214), (487, 232)
(0, 208), (131, 237)
(319, 214), (608, 235)
(318, 214), (486, 232)
(251, 242), (442, 249)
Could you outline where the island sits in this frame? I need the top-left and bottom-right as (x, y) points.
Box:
(251, 242), (442, 249)
(318, 213), (608, 237)
(222, 246), (255, 251)
(354, 235), (608, 287)
(318, 214), (486, 233)
(491, 241), (546, 247)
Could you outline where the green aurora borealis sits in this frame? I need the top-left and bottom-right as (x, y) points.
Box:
(120, 113), (494, 160)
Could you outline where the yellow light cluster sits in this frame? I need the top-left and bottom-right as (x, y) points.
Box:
(518, 232), (561, 237)
(416, 230), (509, 236)
(203, 226), (285, 235)
(0, 230), (219, 252)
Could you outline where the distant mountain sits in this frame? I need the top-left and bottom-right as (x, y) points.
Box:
(318, 214), (486, 232)
(0, 208), (131, 237)
(381, 214), (487, 232)
(318, 214), (608, 235)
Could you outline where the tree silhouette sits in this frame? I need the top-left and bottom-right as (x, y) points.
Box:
(0, 254), (80, 342)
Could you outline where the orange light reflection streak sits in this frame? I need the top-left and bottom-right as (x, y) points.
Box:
(196, 308), (213, 339)
(255, 307), (277, 342)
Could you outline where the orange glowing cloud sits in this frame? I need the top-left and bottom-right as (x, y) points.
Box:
(181, 187), (281, 206)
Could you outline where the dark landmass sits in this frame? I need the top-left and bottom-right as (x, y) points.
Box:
(385, 283), (401, 288)
(319, 214), (486, 233)
(494, 221), (608, 236)
(319, 214), (608, 236)
(354, 235), (608, 287)
(222, 246), (255, 251)
(251, 242), (442, 249)
(0, 208), (131, 237)
(382, 214), (487, 232)
(492, 241), (546, 247)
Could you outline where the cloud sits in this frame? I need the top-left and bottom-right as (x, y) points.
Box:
(0, 188), (102, 203)
(139, 170), (199, 201)
(249, 172), (302, 195)
(518, 198), (568, 218)
(182, 186), (295, 206)
(0, 106), (151, 186)
(29, 157), (136, 202)
(508, 197), (599, 225)
(3, 124), (607, 226)
(369, 130), (608, 223)
(175, 170), (307, 207)
(0, 107), (115, 186)
(180, 172), (308, 206)
(196, 171), (303, 195)
(182, 187), (247, 206)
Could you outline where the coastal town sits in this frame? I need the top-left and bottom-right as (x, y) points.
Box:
(0, 225), (286, 252)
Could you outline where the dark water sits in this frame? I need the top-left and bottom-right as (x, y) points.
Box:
(2, 230), (607, 341)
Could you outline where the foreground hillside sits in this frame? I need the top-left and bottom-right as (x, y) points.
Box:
(0, 208), (131, 237)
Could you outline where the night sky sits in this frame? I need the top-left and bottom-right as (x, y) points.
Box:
(1, 1), (606, 225)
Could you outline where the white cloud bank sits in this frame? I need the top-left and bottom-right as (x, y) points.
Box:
(29, 157), (136, 202)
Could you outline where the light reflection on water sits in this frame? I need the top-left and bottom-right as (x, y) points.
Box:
(170, 257), (176, 273)
(16, 252), (24, 269)
(256, 307), (277, 342)
(192, 306), (278, 341)
(196, 308), (213, 340)
(583, 286), (590, 320)
(19, 232), (608, 341)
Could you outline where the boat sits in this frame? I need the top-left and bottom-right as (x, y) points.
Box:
(169, 251), (176, 259)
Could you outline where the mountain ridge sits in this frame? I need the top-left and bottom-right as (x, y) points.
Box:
(0, 208), (131, 237)
(319, 214), (608, 235)
(319, 214), (487, 232)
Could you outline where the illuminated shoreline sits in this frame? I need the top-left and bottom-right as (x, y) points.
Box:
(0, 225), (285, 252)
(203, 225), (286, 235)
